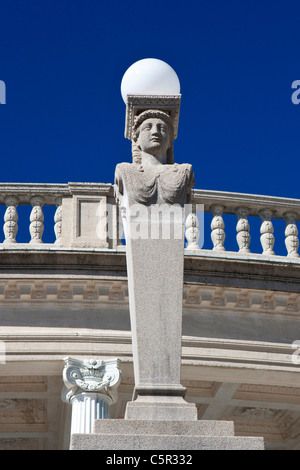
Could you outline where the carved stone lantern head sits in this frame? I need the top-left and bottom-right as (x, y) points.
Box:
(121, 58), (182, 142)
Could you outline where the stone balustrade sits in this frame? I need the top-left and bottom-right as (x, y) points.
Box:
(0, 182), (117, 248)
(186, 188), (300, 258)
(0, 183), (299, 260)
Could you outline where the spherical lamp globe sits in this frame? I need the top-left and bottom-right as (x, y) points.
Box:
(121, 58), (180, 103)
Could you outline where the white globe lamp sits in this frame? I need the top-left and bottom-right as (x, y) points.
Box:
(121, 58), (180, 103)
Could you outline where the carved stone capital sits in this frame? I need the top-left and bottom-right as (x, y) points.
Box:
(62, 357), (122, 405)
(124, 95), (181, 141)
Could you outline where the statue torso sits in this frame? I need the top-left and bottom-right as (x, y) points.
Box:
(115, 162), (194, 206)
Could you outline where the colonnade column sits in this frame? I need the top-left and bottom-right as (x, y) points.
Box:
(62, 357), (122, 434)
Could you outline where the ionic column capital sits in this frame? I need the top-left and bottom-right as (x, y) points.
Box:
(62, 357), (122, 405)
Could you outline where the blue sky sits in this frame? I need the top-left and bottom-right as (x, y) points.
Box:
(1, 0), (300, 251)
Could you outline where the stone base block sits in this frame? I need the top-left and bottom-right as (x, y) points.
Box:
(94, 419), (235, 436)
(70, 419), (264, 450)
(124, 397), (198, 421)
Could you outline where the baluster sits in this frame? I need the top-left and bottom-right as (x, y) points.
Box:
(259, 209), (275, 255)
(117, 205), (125, 247)
(185, 204), (200, 250)
(211, 205), (225, 251)
(236, 207), (251, 253)
(3, 196), (19, 244)
(29, 196), (44, 244)
(284, 212), (299, 258)
(54, 197), (62, 245)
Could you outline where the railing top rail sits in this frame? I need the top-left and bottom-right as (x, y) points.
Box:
(0, 182), (298, 218)
(191, 189), (300, 219)
(0, 182), (114, 205)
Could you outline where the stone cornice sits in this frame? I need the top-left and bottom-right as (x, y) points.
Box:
(0, 277), (298, 317)
(0, 247), (299, 293)
(1, 333), (299, 387)
(184, 251), (300, 293)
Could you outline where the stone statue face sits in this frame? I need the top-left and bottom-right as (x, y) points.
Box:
(136, 118), (171, 158)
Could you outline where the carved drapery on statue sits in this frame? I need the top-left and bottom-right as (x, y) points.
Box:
(115, 162), (194, 207)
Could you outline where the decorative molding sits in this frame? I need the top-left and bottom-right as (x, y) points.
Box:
(185, 286), (201, 304)
(182, 285), (300, 314)
(57, 282), (72, 300)
(30, 282), (47, 300)
(108, 282), (125, 301)
(0, 279), (298, 316)
(4, 281), (20, 299)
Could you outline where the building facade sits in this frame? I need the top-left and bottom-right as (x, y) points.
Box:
(0, 182), (299, 449)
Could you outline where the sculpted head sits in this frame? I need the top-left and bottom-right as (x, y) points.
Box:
(132, 110), (174, 165)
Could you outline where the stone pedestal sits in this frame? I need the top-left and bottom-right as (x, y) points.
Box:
(123, 204), (198, 421)
(125, 394), (197, 421)
(70, 419), (264, 450)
